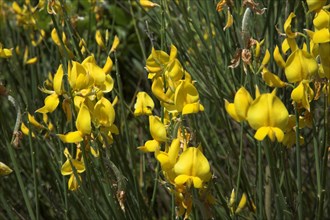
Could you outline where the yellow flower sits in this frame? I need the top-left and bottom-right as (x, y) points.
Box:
(61, 148), (85, 191)
(225, 87), (253, 122)
(235, 193), (247, 214)
(291, 80), (314, 111)
(313, 28), (330, 78)
(93, 97), (115, 127)
(247, 89), (289, 142)
(0, 43), (12, 58)
(285, 49), (318, 82)
(139, 0), (160, 8)
(313, 9), (330, 30)
(262, 68), (286, 88)
(307, 0), (327, 12)
(223, 8), (233, 31)
(0, 162), (13, 176)
(134, 92), (155, 116)
(155, 138), (180, 171)
(273, 45), (286, 68)
(95, 30), (105, 49)
(174, 80), (204, 115)
(58, 103), (91, 143)
(110, 35), (120, 53)
(174, 147), (212, 188)
(149, 115), (167, 142)
(36, 65), (64, 113)
(138, 139), (160, 153)
(284, 12), (298, 38)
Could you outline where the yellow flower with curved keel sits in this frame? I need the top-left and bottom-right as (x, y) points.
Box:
(174, 147), (212, 189)
(247, 90), (289, 142)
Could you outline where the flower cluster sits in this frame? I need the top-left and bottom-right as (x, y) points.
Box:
(21, 52), (118, 190)
(226, 2), (329, 147)
(134, 45), (212, 218)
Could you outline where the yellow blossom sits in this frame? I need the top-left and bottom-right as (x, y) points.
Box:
(285, 49), (318, 82)
(134, 92), (155, 116)
(174, 147), (212, 188)
(247, 89), (289, 142)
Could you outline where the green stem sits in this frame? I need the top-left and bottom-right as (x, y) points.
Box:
(235, 122), (244, 209)
(317, 91), (329, 220)
(27, 123), (39, 220)
(263, 139), (283, 219)
(257, 141), (264, 219)
(312, 107), (321, 219)
(5, 137), (36, 220)
(294, 103), (303, 220)
(128, 0), (146, 61)
(114, 51), (142, 216)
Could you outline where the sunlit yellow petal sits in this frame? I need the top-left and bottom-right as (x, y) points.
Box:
(134, 92), (155, 116)
(224, 99), (241, 122)
(53, 64), (64, 95)
(57, 131), (83, 143)
(36, 93), (59, 113)
(262, 68), (286, 87)
(110, 35), (119, 53)
(223, 8), (233, 31)
(149, 115), (167, 142)
(234, 87), (253, 121)
(273, 45), (286, 68)
(285, 49), (318, 82)
(76, 104), (91, 135)
(0, 162), (13, 176)
(103, 56), (113, 74)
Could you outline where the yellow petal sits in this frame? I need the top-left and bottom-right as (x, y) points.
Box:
(307, 0), (327, 12)
(174, 174), (190, 186)
(313, 9), (330, 30)
(152, 77), (173, 103)
(140, 0), (160, 8)
(28, 113), (44, 129)
(254, 126), (270, 141)
(284, 12), (297, 38)
(110, 35), (119, 53)
(313, 28), (330, 43)
(261, 49), (270, 66)
(76, 104), (91, 135)
(273, 45), (286, 68)
(134, 91), (155, 116)
(138, 139), (160, 152)
(53, 64), (64, 95)
(192, 177), (203, 188)
(149, 115), (167, 142)
(223, 8), (233, 31)
(285, 49), (318, 82)
(234, 87), (253, 121)
(94, 97), (115, 127)
(262, 68), (286, 87)
(103, 56), (113, 74)
(21, 122), (35, 137)
(146, 48), (169, 73)
(174, 80), (199, 112)
(36, 93), (59, 113)
(68, 174), (81, 191)
(57, 131), (83, 143)
(224, 99), (241, 122)
(235, 193), (247, 214)
(95, 30), (105, 49)
(25, 57), (38, 65)
(0, 162), (13, 176)
(182, 103), (204, 115)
